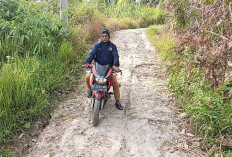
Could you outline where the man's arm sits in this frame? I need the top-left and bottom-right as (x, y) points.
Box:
(85, 44), (98, 64)
(112, 44), (120, 67)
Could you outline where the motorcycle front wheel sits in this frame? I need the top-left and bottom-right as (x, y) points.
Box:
(92, 99), (101, 126)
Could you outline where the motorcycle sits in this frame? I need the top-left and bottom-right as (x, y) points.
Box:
(83, 63), (122, 126)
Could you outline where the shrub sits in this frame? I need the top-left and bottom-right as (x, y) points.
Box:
(0, 0), (168, 155)
(0, 55), (74, 150)
(146, 25), (175, 61)
(147, 23), (232, 153)
(105, 18), (124, 31)
(119, 18), (139, 29)
(0, 0), (64, 60)
(69, 2), (105, 42)
(0, 0), (82, 154)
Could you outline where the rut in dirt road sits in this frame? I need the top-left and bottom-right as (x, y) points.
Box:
(26, 28), (204, 157)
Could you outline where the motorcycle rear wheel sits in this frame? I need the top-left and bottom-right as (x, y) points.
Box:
(92, 99), (101, 126)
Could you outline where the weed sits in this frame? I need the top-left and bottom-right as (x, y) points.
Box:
(147, 24), (232, 153)
(0, 0), (168, 155)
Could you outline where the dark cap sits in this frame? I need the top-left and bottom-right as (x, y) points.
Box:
(100, 29), (110, 37)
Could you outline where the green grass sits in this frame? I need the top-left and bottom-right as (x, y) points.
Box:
(146, 25), (232, 152)
(146, 25), (175, 61)
(0, 0), (85, 155)
(69, 1), (167, 32)
(0, 54), (76, 144)
(113, 4), (167, 28)
(0, 0), (167, 155)
(0, 0), (64, 60)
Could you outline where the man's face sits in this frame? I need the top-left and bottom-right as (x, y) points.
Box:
(100, 33), (109, 43)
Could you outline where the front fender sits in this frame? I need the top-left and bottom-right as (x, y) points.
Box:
(93, 91), (105, 100)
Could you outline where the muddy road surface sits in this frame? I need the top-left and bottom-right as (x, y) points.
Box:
(26, 29), (204, 157)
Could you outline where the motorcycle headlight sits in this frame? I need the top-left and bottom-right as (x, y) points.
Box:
(95, 78), (107, 84)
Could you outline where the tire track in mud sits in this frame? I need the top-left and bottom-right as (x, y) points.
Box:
(26, 29), (204, 157)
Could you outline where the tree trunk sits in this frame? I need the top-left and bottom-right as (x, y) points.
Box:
(60, 0), (69, 32)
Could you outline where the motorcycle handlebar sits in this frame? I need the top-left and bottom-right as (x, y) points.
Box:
(118, 70), (122, 75)
(82, 65), (122, 75)
(81, 64), (92, 69)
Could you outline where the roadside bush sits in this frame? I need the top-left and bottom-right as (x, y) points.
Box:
(69, 1), (104, 26)
(146, 25), (175, 61)
(0, 0), (83, 155)
(69, 1), (167, 32)
(0, 0), (64, 60)
(119, 18), (139, 29)
(114, 4), (167, 27)
(69, 26), (89, 53)
(105, 18), (125, 31)
(164, 1), (232, 153)
(147, 23), (232, 153)
(0, 0), (168, 155)
(0, 55), (70, 145)
(69, 2), (104, 42)
(139, 6), (167, 27)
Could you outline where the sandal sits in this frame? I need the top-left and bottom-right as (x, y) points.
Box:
(115, 103), (123, 110)
(87, 91), (92, 98)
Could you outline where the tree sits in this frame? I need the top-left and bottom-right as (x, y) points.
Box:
(60, 0), (68, 32)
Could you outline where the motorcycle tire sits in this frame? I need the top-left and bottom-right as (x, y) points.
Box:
(92, 99), (101, 126)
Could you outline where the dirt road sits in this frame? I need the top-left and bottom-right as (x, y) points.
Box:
(26, 29), (204, 157)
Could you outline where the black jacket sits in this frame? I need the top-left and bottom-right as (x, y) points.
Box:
(86, 41), (120, 67)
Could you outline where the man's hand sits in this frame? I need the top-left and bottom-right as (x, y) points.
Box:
(82, 64), (90, 68)
(114, 67), (121, 72)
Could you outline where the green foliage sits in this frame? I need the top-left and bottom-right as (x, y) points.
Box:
(168, 64), (232, 139)
(69, 2), (105, 43)
(0, 0), (19, 21)
(223, 150), (232, 156)
(0, 0), (64, 60)
(0, 148), (15, 157)
(60, 41), (74, 64)
(0, 0), (168, 155)
(69, 1), (104, 26)
(147, 25), (174, 61)
(0, 0), (85, 155)
(147, 24), (232, 152)
(0, 55), (71, 145)
(69, 1), (167, 31)
(113, 3), (167, 27)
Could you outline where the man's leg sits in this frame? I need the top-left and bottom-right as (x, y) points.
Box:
(85, 73), (92, 97)
(112, 75), (123, 110)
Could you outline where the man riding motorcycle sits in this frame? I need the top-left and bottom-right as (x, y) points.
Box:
(83, 29), (123, 110)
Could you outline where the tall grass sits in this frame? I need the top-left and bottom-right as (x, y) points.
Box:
(0, 0), (85, 155)
(0, 0), (64, 60)
(114, 3), (167, 27)
(147, 25), (232, 154)
(69, 1), (167, 33)
(0, 0), (167, 155)
(0, 54), (73, 144)
(163, 0), (232, 154)
(146, 25), (175, 61)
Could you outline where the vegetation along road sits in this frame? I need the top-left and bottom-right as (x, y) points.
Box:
(26, 29), (205, 157)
